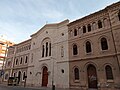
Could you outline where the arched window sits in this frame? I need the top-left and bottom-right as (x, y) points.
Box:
(20, 57), (22, 64)
(105, 65), (113, 80)
(23, 72), (26, 80)
(74, 68), (79, 80)
(49, 43), (51, 56)
(42, 38), (51, 58)
(29, 45), (31, 49)
(7, 61), (11, 67)
(86, 41), (92, 53)
(13, 73), (16, 77)
(78, 27), (81, 34)
(101, 37), (108, 50)
(118, 10), (120, 21)
(83, 26), (86, 33)
(98, 20), (102, 29)
(31, 53), (33, 63)
(87, 24), (91, 32)
(92, 22), (96, 30)
(42, 45), (44, 57)
(25, 56), (28, 63)
(16, 59), (18, 65)
(74, 29), (77, 36)
(61, 46), (64, 57)
(103, 18), (108, 27)
(73, 44), (78, 55)
(46, 42), (48, 57)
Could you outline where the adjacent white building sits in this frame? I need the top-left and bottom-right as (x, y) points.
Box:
(5, 20), (70, 88)
(27, 19), (69, 88)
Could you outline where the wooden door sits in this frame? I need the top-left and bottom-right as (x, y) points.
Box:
(42, 66), (48, 86)
(87, 64), (98, 89)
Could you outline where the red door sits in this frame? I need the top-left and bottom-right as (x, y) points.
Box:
(42, 66), (48, 86)
(87, 64), (98, 89)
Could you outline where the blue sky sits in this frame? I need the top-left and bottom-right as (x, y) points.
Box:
(0, 0), (119, 43)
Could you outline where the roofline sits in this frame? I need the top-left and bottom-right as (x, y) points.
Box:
(15, 38), (31, 46)
(68, 9), (106, 26)
(31, 19), (69, 37)
(68, 1), (120, 26)
(106, 1), (120, 8)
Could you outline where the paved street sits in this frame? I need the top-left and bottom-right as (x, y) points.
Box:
(0, 85), (48, 90)
(0, 84), (80, 90)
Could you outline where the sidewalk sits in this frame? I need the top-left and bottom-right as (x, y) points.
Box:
(25, 85), (82, 90)
(0, 83), (81, 90)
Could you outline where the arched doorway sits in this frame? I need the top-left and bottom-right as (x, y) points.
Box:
(87, 64), (98, 89)
(18, 71), (21, 84)
(42, 66), (48, 86)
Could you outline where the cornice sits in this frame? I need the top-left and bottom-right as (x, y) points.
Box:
(13, 65), (28, 69)
(16, 39), (31, 46)
(69, 53), (117, 62)
(68, 1), (120, 27)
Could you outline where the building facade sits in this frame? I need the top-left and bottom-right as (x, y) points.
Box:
(4, 39), (31, 85)
(68, 2), (120, 89)
(26, 19), (69, 88)
(0, 36), (14, 70)
(4, 1), (120, 90)
(5, 20), (70, 88)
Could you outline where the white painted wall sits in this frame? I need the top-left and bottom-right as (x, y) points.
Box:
(27, 20), (69, 88)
